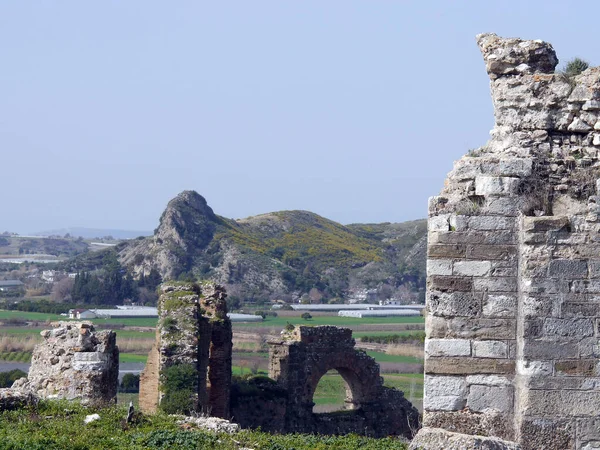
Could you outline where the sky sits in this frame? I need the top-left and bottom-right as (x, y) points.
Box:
(2, 1), (599, 233)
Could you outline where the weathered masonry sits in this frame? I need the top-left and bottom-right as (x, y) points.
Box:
(12, 321), (119, 405)
(414, 33), (600, 450)
(139, 282), (232, 418)
(268, 326), (419, 438)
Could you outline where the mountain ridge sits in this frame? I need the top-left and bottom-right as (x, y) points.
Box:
(115, 191), (426, 304)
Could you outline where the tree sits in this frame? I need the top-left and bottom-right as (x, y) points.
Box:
(119, 373), (140, 393)
(51, 276), (74, 302)
(301, 312), (312, 320)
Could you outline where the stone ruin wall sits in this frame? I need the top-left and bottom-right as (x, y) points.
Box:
(139, 281), (232, 418)
(267, 325), (419, 438)
(418, 33), (600, 450)
(10, 321), (118, 405)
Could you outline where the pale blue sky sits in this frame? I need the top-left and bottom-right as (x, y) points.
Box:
(1, 1), (597, 232)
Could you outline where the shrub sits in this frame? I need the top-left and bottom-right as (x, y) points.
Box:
(0, 369), (27, 388)
(562, 57), (590, 77)
(159, 363), (197, 415)
(119, 373), (140, 393)
(301, 312), (312, 320)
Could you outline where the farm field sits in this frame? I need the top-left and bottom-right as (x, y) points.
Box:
(0, 308), (425, 410)
(232, 315), (424, 329)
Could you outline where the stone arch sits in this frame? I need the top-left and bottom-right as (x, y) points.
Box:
(268, 325), (418, 437)
(305, 347), (383, 411)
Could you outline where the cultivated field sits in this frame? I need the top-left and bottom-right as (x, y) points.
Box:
(0, 309), (426, 410)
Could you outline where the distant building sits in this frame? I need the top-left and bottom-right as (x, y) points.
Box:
(68, 309), (97, 319)
(0, 280), (24, 291)
(89, 306), (158, 319)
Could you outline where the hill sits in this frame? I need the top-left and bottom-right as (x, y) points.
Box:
(69, 191), (426, 304)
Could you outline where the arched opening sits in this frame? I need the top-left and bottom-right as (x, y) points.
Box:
(311, 369), (355, 413)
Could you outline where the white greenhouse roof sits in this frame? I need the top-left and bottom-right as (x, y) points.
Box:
(337, 309), (422, 318)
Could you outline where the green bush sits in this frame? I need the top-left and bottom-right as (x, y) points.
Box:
(562, 57), (590, 77)
(119, 373), (140, 393)
(159, 363), (197, 415)
(0, 369), (27, 388)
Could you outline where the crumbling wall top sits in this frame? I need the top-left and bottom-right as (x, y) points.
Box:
(287, 325), (354, 345)
(477, 33), (558, 78)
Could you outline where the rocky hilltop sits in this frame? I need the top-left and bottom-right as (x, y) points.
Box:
(116, 191), (426, 303)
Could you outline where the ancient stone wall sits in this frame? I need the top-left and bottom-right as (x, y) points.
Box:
(268, 325), (419, 438)
(419, 33), (600, 450)
(12, 321), (118, 405)
(229, 375), (288, 433)
(138, 282), (232, 418)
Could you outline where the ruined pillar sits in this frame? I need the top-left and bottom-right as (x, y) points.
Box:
(138, 282), (232, 418)
(12, 321), (118, 405)
(416, 33), (600, 450)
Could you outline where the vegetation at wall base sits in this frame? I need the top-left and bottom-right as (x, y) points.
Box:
(0, 400), (409, 450)
(159, 363), (198, 415)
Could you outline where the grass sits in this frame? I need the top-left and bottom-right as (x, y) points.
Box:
(233, 315), (424, 329)
(353, 330), (424, 338)
(365, 350), (422, 364)
(0, 351), (31, 362)
(120, 354), (148, 363)
(0, 310), (63, 321)
(312, 371), (424, 412)
(0, 400), (409, 449)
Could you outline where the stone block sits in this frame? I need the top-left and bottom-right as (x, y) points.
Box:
(555, 244), (600, 259)
(422, 411), (516, 442)
(484, 197), (520, 216)
(428, 244), (466, 258)
(521, 295), (552, 318)
(473, 277), (518, 293)
(468, 216), (516, 231)
(434, 317), (516, 340)
(516, 360), (553, 377)
(466, 375), (512, 386)
(577, 418), (600, 443)
(547, 259), (588, 279)
(467, 385), (513, 413)
(423, 375), (467, 411)
(522, 216), (570, 232)
(522, 318), (544, 338)
(571, 280), (600, 294)
(562, 301), (599, 318)
(525, 376), (589, 391)
(483, 294), (517, 318)
(473, 340), (508, 358)
(467, 245), (517, 260)
(426, 339), (471, 357)
(429, 214), (451, 231)
(520, 279), (568, 294)
(475, 176), (520, 196)
(588, 260), (600, 278)
(429, 276), (473, 292)
(428, 291), (482, 318)
(453, 261), (492, 276)
(450, 156), (533, 179)
(490, 262), (518, 277)
(449, 215), (469, 231)
(409, 427), (522, 450)
(518, 417), (574, 450)
(523, 390), (600, 417)
(554, 359), (596, 376)
(522, 340), (578, 360)
(427, 259), (453, 276)
(543, 318), (594, 337)
(426, 357), (515, 375)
